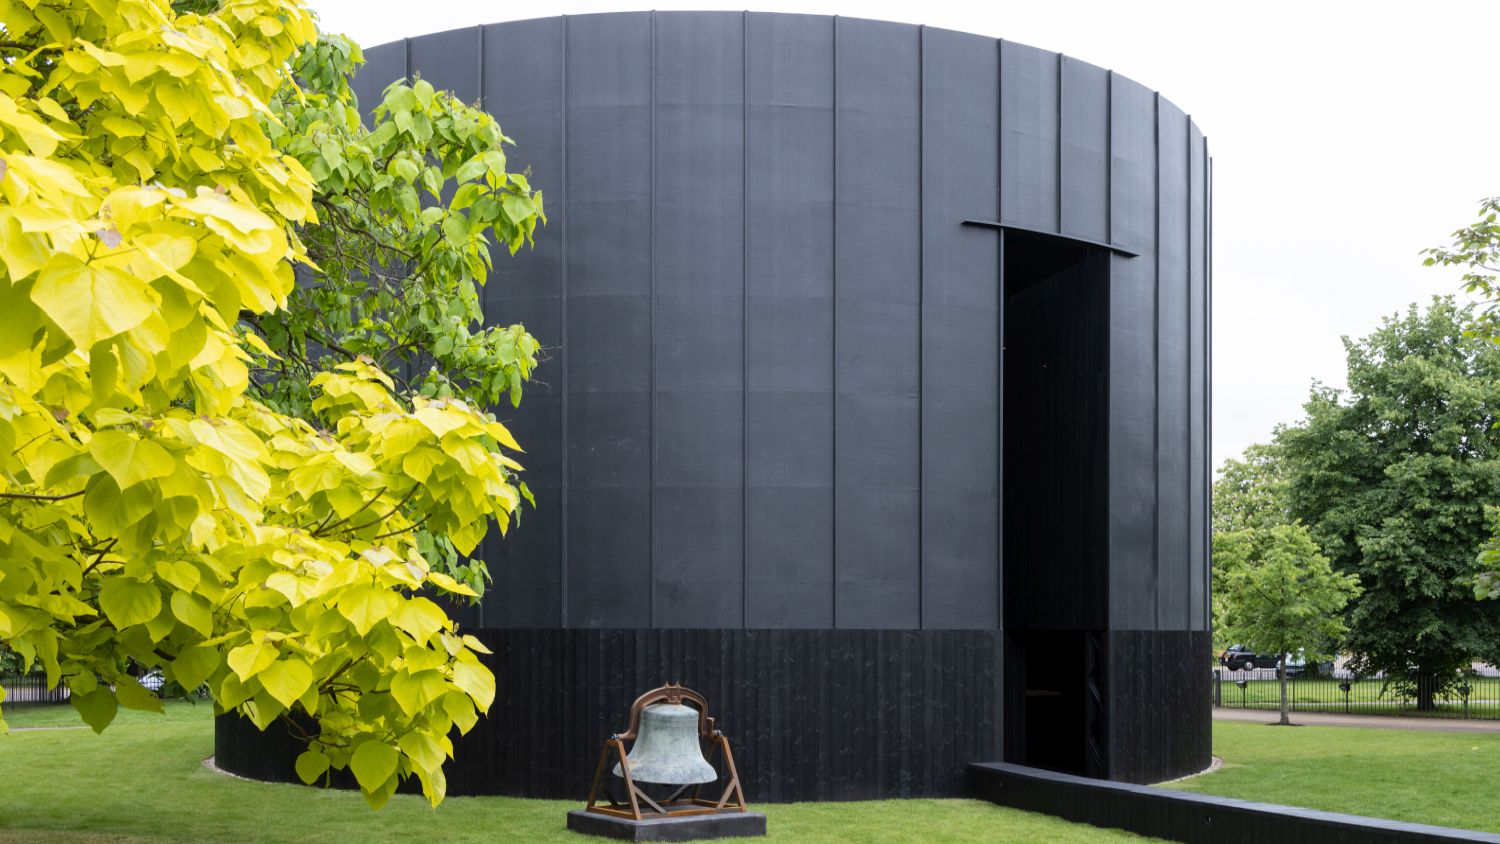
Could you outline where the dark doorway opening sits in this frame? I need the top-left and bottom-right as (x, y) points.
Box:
(1001, 230), (1110, 778)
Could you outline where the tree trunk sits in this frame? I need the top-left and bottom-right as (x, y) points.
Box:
(1278, 654), (1290, 725)
(1416, 670), (1436, 712)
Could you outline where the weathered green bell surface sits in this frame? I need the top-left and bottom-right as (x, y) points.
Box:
(613, 703), (717, 785)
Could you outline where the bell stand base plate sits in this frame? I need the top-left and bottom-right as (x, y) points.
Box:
(566, 809), (767, 841)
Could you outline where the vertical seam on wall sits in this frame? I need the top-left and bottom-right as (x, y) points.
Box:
(995, 37), (1004, 631)
(1205, 144), (1213, 628)
(403, 37), (410, 81)
(1184, 115), (1193, 630)
(831, 15), (840, 629)
(997, 39), (1005, 224)
(560, 15), (570, 629)
(649, 11), (657, 628)
(1105, 71), (1113, 246)
(1056, 54), (1064, 234)
(741, 11), (749, 629)
(476, 26), (484, 108)
(1103, 69), (1113, 631)
(917, 24), (925, 630)
(1152, 91), (1161, 630)
(996, 228), (1005, 632)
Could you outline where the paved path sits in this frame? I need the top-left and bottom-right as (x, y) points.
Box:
(1214, 707), (1500, 732)
(7, 726), (87, 733)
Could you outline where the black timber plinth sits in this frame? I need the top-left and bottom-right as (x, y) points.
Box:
(968, 762), (1500, 844)
(216, 628), (1004, 802)
(566, 810), (767, 841)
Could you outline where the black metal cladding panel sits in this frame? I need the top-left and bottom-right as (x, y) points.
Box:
(1000, 40), (1060, 231)
(349, 13), (1210, 636)
(920, 27), (1000, 629)
(1060, 57), (1110, 244)
(351, 40), (405, 120)
(833, 17), (922, 629)
(478, 18), (566, 629)
(1106, 75), (1159, 632)
(1156, 100), (1191, 632)
(407, 26), (479, 105)
(564, 13), (653, 628)
(1188, 124), (1209, 631)
(650, 13), (747, 628)
(743, 13), (835, 628)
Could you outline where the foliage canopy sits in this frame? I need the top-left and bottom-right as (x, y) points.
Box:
(1424, 197), (1500, 603)
(1210, 442), (1292, 649)
(1278, 297), (1500, 702)
(1214, 523), (1359, 724)
(0, 0), (541, 808)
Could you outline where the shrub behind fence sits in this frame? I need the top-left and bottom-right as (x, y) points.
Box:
(0, 674), (69, 705)
(1213, 668), (1500, 719)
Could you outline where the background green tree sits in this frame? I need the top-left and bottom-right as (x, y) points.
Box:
(1213, 442), (1290, 535)
(1216, 524), (1359, 724)
(1278, 297), (1500, 708)
(1211, 442), (1291, 650)
(0, 645), (23, 677)
(1424, 198), (1500, 604)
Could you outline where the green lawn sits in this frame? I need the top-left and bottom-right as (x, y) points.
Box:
(0, 702), (1154, 844)
(1173, 721), (1500, 833)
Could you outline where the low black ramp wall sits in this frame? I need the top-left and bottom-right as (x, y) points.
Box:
(969, 763), (1499, 844)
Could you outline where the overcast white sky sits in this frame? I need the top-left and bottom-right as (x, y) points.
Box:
(309, 0), (1500, 468)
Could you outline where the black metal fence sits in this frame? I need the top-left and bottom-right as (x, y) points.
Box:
(0, 673), (69, 705)
(1213, 667), (1500, 719)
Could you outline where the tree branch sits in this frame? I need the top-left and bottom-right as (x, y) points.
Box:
(0, 490), (85, 502)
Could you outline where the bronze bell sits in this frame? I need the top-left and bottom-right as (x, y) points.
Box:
(613, 703), (717, 785)
(583, 683), (751, 826)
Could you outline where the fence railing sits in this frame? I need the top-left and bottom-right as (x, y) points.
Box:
(0, 673), (70, 705)
(1213, 668), (1500, 719)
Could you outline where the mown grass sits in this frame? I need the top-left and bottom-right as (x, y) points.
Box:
(1172, 720), (1500, 833)
(0, 702), (1156, 843)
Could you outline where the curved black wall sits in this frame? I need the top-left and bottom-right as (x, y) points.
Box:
(218, 11), (1212, 798)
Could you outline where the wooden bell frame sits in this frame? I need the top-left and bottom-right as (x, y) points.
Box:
(584, 682), (749, 821)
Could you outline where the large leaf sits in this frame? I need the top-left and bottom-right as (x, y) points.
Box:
(349, 739), (399, 794)
(98, 578), (161, 629)
(258, 658), (313, 709)
(71, 687), (117, 734)
(335, 583), (398, 636)
(390, 669), (446, 716)
(171, 646), (218, 691)
(89, 430), (174, 490)
(226, 641), (276, 682)
(31, 255), (156, 349)
(388, 598), (446, 644)
(295, 749), (330, 785)
(170, 591), (213, 638)
(115, 677), (162, 713)
(451, 659), (494, 710)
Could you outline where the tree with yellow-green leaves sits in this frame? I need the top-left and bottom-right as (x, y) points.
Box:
(0, 0), (543, 809)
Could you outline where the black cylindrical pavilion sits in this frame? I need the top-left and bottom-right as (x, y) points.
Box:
(217, 11), (1212, 800)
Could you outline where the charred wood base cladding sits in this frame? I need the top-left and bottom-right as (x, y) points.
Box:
(215, 628), (1001, 802)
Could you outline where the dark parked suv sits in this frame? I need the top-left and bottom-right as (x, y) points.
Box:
(1220, 646), (1279, 672)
